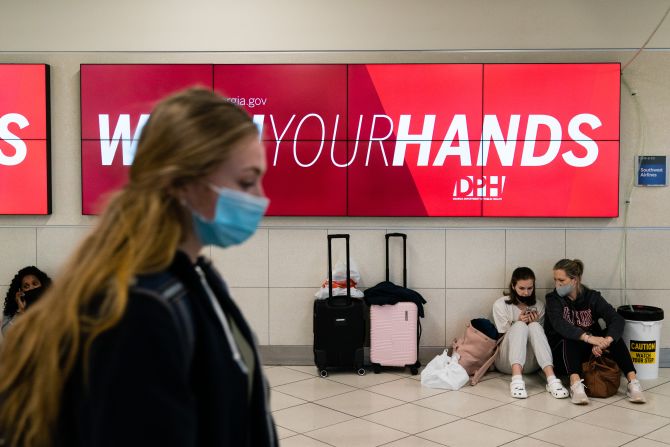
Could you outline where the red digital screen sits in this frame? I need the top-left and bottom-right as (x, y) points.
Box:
(0, 64), (51, 214)
(80, 63), (620, 217)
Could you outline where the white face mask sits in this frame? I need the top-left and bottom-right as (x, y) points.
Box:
(556, 282), (574, 297)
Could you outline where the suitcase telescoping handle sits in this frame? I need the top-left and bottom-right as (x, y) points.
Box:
(328, 234), (351, 304)
(385, 232), (407, 287)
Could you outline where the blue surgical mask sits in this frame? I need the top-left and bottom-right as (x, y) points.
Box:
(556, 282), (573, 297)
(191, 185), (269, 248)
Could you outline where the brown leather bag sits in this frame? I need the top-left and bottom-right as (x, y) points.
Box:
(582, 354), (621, 397)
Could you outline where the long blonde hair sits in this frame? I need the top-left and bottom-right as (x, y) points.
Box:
(0, 88), (258, 447)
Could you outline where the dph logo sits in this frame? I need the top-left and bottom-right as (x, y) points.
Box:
(453, 176), (506, 200)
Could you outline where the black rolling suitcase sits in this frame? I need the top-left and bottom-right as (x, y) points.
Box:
(313, 234), (367, 378)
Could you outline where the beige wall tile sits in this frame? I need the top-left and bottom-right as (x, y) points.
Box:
(566, 229), (624, 289)
(337, 230), (387, 288)
(229, 287), (269, 345)
(415, 288), (445, 347)
(269, 288), (316, 345)
(211, 229), (268, 287)
(506, 229), (565, 290)
(445, 289), (501, 346)
(36, 226), (90, 277)
(626, 230), (670, 289)
(446, 229), (505, 289)
(535, 289), (551, 304)
(388, 230), (445, 289)
(0, 228), (37, 284)
(600, 289), (623, 308)
(269, 229), (327, 287)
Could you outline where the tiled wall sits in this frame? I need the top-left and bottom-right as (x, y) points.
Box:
(2, 226), (668, 352)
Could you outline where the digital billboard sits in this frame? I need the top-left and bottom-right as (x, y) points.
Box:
(80, 63), (620, 217)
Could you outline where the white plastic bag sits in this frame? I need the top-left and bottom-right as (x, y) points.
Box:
(314, 258), (364, 299)
(420, 350), (469, 390)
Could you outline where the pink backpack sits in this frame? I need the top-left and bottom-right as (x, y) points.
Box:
(452, 321), (504, 385)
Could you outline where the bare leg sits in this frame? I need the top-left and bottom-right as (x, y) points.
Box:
(542, 365), (556, 378)
(570, 373), (581, 385)
(510, 363), (527, 398)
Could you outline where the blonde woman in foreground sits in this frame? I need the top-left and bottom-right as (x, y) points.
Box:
(0, 88), (278, 446)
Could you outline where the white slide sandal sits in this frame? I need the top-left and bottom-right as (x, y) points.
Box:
(510, 378), (528, 399)
(546, 377), (569, 399)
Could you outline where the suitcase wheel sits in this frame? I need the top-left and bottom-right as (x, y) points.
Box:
(357, 368), (366, 376)
(372, 364), (381, 374)
(319, 369), (328, 378)
(410, 366), (419, 376)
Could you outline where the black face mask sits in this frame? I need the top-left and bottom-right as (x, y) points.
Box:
(21, 287), (45, 309)
(517, 295), (530, 304)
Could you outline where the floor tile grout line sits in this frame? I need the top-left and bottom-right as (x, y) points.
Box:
(460, 415), (544, 438)
(634, 419), (670, 443)
(358, 413), (459, 440)
(281, 431), (339, 447)
(274, 402), (357, 434)
(500, 434), (565, 447)
(503, 393), (628, 421)
(301, 414), (417, 440)
(543, 415), (661, 440)
(464, 404), (571, 433)
(376, 434), (417, 446)
(301, 387), (409, 415)
(310, 389), (447, 420)
(619, 435), (669, 447)
(357, 400), (462, 423)
(608, 399), (670, 419)
(590, 397), (670, 424)
(412, 395), (509, 420)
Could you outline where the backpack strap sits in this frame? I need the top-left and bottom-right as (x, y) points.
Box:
(131, 274), (194, 365)
(470, 335), (505, 386)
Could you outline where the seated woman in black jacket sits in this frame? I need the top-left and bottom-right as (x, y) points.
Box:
(544, 258), (645, 405)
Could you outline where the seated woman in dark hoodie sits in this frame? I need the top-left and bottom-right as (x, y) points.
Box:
(544, 258), (645, 405)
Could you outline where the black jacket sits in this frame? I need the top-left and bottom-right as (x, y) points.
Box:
(59, 251), (277, 446)
(544, 286), (625, 348)
(363, 281), (427, 317)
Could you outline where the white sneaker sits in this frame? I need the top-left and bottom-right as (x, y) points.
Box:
(570, 379), (589, 405)
(546, 377), (569, 399)
(627, 379), (646, 403)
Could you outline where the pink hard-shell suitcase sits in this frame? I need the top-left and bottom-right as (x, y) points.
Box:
(365, 233), (425, 375)
(370, 302), (419, 370)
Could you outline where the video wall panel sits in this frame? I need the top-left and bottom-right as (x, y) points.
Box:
(0, 64), (51, 214)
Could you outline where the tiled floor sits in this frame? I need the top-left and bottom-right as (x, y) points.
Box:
(265, 365), (670, 447)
